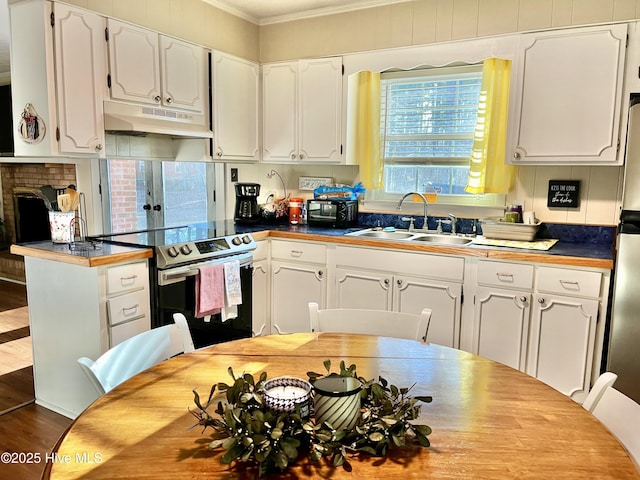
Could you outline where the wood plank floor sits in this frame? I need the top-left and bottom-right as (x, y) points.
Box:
(0, 280), (73, 479)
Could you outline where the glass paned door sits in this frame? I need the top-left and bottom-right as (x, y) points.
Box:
(101, 159), (215, 233)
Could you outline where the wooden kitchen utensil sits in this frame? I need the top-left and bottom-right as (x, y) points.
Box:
(57, 194), (72, 212)
(66, 186), (80, 211)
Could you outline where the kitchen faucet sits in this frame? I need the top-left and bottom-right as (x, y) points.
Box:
(397, 192), (428, 229)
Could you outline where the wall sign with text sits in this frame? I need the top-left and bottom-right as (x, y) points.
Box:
(548, 180), (580, 208)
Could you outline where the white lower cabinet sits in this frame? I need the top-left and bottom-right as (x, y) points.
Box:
(473, 260), (534, 370)
(334, 246), (463, 348)
(105, 261), (150, 347)
(252, 240), (270, 336)
(527, 266), (603, 402)
(472, 260), (607, 403)
(270, 240), (327, 334)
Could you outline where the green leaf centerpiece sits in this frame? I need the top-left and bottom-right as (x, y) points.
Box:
(190, 360), (432, 477)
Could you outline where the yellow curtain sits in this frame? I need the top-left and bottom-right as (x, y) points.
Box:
(347, 71), (383, 190)
(465, 58), (514, 194)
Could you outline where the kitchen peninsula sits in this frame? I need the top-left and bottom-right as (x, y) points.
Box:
(10, 241), (152, 418)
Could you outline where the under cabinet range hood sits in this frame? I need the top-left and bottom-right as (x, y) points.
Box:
(103, 101), (213, 139)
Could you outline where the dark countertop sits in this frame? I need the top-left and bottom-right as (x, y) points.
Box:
(10, 240), (153, 267)
(233, 222), (615, 270)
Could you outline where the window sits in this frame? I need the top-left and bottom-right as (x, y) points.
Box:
(100, 159), (216, 233)
(377, 65), (492, 203)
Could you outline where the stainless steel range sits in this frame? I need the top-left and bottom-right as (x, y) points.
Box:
(92, 221), (256, 348)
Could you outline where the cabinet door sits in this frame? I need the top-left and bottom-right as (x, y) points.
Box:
(298, 57), (343, 163)
(528, 295), (599, 401)
(212, 51), (260, 161)
(394, 275), (461, 348)
(53, 4), (106, 156)
(334, 267), (392, 310)
(252, 259), (269, 336)
(509, 24), (627, 165)
(473, 287), (531, 370)
(160, 35), (206, 113)
(107, 19), (161, 106)
(263, 62), (298, 162)
(271, 261), (326, 334)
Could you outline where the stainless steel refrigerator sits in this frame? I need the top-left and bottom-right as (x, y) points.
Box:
(608, 98), (640, 403)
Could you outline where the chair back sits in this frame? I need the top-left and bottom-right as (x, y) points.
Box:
(308, 302), (431, 342)
(582, 371), (617, 412)
(78, 315), (194, 395)
(592, 386), (640, 470)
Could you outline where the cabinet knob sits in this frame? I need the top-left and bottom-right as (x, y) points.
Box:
(95, 143), (103, 151)
(397, 279), (402, 286)
(384, 278), (390, 286)
(217, 149), (223, 157)
(538, 297), (546, 304)
(154, 95), (161, 103)
(520, 296), (527, 303)
(318, 270), (323, 277)
(291, 153), (296, 160)
(299, 153), (304, 159)
(513, 151), (521, 160)
(166, 97), (173, 104)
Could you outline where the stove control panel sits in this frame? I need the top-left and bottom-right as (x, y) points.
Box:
(155, 233), (256, 268)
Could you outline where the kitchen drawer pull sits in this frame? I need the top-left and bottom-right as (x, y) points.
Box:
(122, 304), (139, 315)
(290, 249), (303, 257)
(120, 275), (138, 285)
(496, 272), (514, 281)
(559, 280), (580, 286)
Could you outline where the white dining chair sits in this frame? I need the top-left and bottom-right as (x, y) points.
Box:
(78, 314), (194, 396)
(308, 302), (431, 342)
(591, 385), (640, 469)
(581, 371), (618, 412)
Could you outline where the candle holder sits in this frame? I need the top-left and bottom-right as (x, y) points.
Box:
(263, 376), (312, 419)
(312, 375), (363, 431)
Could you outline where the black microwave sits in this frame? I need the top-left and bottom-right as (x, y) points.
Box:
(307, 199), (358, 228)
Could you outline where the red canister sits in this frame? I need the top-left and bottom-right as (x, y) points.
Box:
(288, 198), (303, 225)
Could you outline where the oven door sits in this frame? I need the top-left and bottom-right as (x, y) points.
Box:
(156, 253), (253, 349)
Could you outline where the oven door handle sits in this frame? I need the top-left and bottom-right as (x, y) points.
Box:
(158, 253), (253, 285)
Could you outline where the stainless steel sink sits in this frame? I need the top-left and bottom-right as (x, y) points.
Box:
(345, 228), (472, 246)
(354, 231), (415, 240)
(410, 234), (472, 245)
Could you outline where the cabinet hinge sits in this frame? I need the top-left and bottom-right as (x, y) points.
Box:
(461, 292), (464, 304)
(618, 138), (621, 153)
(105, 27), (109, 42)
(50, 11), (54, 27)
(627, 34), (629, 48)
(98, 183), (102, 195)
(55, 127), (60, 142)
(340, 144), (343, 155)
(213, 190), (216, 202)
(107, 74), (111, 89)
(342, 64), (345, 75)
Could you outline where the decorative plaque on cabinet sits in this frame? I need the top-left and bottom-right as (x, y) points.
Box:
(547, 180), (580, 208)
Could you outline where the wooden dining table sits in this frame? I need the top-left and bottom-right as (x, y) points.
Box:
(45, 333), (639, 479)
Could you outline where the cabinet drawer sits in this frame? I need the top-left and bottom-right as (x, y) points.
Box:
(537, 267), (602, 298)
(106, 261), (147, 296)
(109, 316), (150, 347)
(107, 289), (149, 326)
(477, 261), (534, 290)
(271, 240), (326, 264)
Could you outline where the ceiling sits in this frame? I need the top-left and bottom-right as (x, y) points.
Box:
(0, 0), (408, 83)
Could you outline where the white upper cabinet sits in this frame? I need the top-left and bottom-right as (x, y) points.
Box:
(107, 19), (206, 114)
(9, 1), (107, 157)
(53, 3), (107, 156)
(263, 57), (343, 163)
(211, 51), (260, 161)
(507, 24), (627, 165)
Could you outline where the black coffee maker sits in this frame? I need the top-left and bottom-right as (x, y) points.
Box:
(234, 183), (261, 224)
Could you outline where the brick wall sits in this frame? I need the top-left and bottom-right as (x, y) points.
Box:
(0, 163), (77, 282)
(108, 160), (139, 233)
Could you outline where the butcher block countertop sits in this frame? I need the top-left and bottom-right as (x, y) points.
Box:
(10, 240), (152, 267)
(241, 225), (615, 270)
